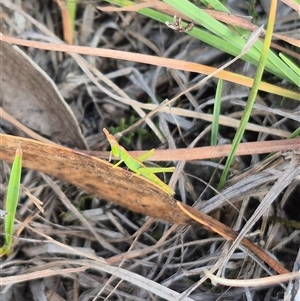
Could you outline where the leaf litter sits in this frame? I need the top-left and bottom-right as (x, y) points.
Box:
(0, 0), (299, 300)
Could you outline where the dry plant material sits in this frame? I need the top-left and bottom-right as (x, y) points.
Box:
(280, 0), (300, 12)
(284, 247), (300, 300)
(98, 0), (300, 48)
(0, 134), (190, 224)
(204, 269), (300, 287)
(0, 134), (293, 275)
(120, 138), (300, 162)
(177, 202), (289, 275)
(1, 1), (298, 299)
(54, 0), (73, 44)
(0, 266), (86, 286)
(1, 35), (298, 100)
(0, 40), (86, 149)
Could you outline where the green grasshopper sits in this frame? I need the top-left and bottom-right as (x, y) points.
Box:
(103, 128), (175, 195)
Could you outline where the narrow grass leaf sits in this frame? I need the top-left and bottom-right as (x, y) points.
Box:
(211, 79), (222, 147)
(199, 0), (229, 12)
(66, 0), (77, 31)
(103, 0), (299, 85)
(163, 0), (299, 85)
(279, 53), (300, 76)
(218, 0), (277, 189)
(2, 145), (22, 254)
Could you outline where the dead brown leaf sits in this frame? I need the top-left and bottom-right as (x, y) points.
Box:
(0, 40), (86, 149)
(0, 134), (192, 225)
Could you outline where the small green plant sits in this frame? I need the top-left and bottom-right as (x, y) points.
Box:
(109, 116), (148, 146)
(0, 145), (22, 256)
(245, 0), (260, 23)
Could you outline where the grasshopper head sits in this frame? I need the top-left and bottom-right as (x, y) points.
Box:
(109, 139), (120, 157)
(103, 128), (120, 157)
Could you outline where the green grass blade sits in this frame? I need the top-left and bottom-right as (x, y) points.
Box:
(103, 0), (299, 86)
(210, 79), (222, 188)
(1, 145), (22, 255)
(163, 0), (299, 86)
(66, 0), (77, 31)
(289, 127), (300, 139)
(279, 53), (300, 76)
(198, 0), (229, 12)
(211, 79), (222, 147)
(218, 0), (277, 190)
